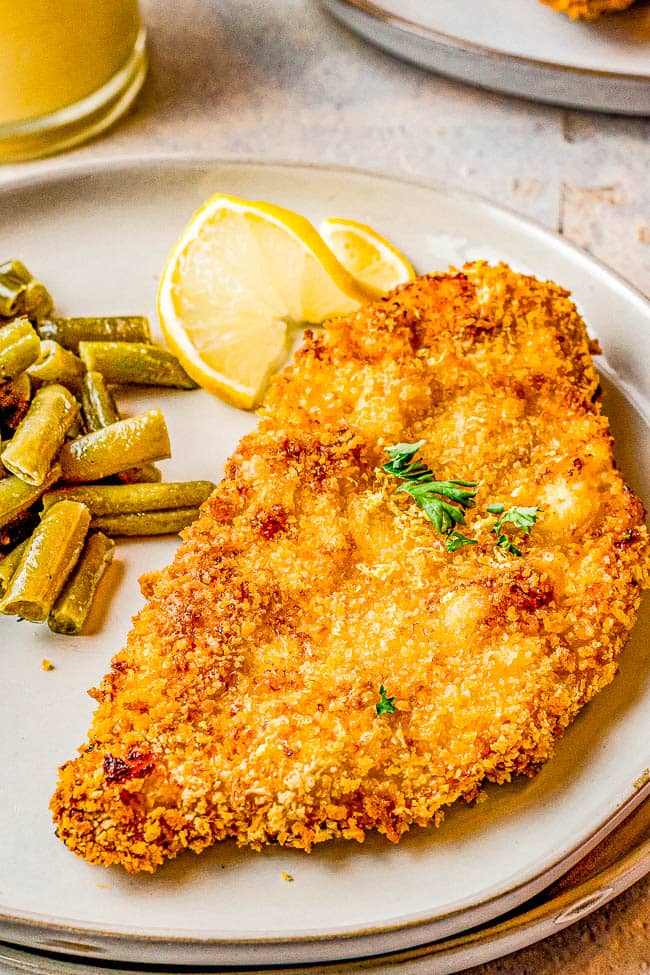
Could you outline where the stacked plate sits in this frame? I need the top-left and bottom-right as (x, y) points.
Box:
(1, 160), (649, 973)
(320, 0), (650, 115)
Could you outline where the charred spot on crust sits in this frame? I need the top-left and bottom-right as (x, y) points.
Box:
(615, 527), (642, 549)
(103, 747), (154, 784)
(254, 505), (289, 540)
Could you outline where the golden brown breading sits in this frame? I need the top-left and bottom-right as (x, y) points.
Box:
(51, 264), (649, 873)
(541, 0), (636, 18)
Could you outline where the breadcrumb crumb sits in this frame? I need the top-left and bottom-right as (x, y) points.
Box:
(41, 658), (54, 671)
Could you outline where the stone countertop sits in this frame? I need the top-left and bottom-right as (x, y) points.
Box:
(1, 2), (648, 972)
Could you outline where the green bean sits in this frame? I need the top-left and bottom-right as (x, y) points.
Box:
(0, 538), (28, 594)
(0, 465), (60, 528)
(0, 267), (27, 317)
(80, 370), (119, 431)
(27, 340), (85, 392)
(1, 384), (79, 486)
(80, 371), (160, 483)
(90, 507), (199, 537)
(116, 463), (162, 484)
(42, 480), (215, 517)
(22, 280), (53, 321)
(0, 260), (32, 285)
(58, 409), (171, 483)
(66, 414), (85, 440)
(0, 317), (41, 380)
(37, 316), (152, 353)
(0, 500), (90, 622)
(77, 342), (198, 389)
(0, 262), (52, 320)
(48, 532), (115, 635)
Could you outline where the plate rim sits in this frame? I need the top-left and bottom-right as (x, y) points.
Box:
(1, 802), (648, 973)
(0, 153), (649, 954)
(320, 0), (650, 84)
(1, 152), (648, 310)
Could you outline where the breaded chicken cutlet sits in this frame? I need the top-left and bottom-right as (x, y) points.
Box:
(541, 0), (636, 18)
(52, 263), (649, 873)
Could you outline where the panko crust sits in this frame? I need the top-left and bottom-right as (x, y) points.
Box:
(51, 263), (649, 873)
(541, 0), (636, 18)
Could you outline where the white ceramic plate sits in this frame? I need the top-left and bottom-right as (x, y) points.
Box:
(0, 800), (648, 974)
(0, 159), (649, 968)
(320, 0), (650, 115)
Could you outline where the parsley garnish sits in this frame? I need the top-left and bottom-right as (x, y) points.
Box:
(383, 442), (478, 551)
(446, 531), (478, 552)
(486, 502), (504, 514)
(492, 506), (541, 557)
(376, 684), (396, 715)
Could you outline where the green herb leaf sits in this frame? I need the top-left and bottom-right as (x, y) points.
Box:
(383, 442), (478, 548)
(384, 440), (426, 471)
(492, 506), (541, 557)
(495, 534), (523, 557)
(446, 531), (479, 552)
(375, 684), (396, 715)
(493, 506), (540, 535)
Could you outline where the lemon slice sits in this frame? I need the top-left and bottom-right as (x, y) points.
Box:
(158, 195), (382, 410)
(319, 217), (415, 293)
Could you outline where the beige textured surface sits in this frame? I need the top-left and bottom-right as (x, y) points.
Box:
(0, 1), (648, 970)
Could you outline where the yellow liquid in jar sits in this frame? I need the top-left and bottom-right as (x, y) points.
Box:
(0, 0), (141, 126)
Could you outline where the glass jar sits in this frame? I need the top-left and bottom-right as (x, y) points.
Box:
(0, 0), (147, 162)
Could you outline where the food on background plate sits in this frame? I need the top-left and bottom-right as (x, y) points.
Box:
(157, 195), (413, 410)
(52, 262), (649, 873)
(541, 0), (636, 17)
(0, 261), (213, 635)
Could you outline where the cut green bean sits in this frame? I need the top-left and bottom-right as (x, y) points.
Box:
(91, 507), (199, 537)
(0, 317), (41, 380)
(0, 500), (90, 622)
(42, 480), (215, 517)
(0, 465), (60, 528)
(37, 316), (152, 353)
(66, 414), (85, 440)
(0, 260), (32, 285)
(48, 532), (115, 635)
(0, 538), (28, 594)
(80, 370), (119, 431)
(117, 463), (162, 484)
(27, 340), (85, 392)
(22, 280), (53, 321)
(0, 267), (27, 317)
(80, 371), (160, 483)
(1, 384), (79, 486)
(77, 342), (198, 389)
(0, 261), (52, 320)
(58, 409), (171, 483)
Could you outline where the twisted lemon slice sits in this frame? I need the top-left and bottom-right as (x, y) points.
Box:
(158, 195), (412, 409)
(319, 217), (415, 293)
